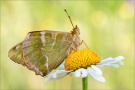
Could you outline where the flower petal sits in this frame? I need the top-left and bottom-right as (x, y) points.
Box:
(107, 64), (120, 68)
(74, 69), (81, 77)
(118, 61), (124, 65)
(74, 68), (88, 78)
(97, 64), (120, 68)
(115, 56), (124, 61)
(87, 67), (105, 82)
(56, 70), (72, 74)
(58, 64), (65, 70)
(80, 68), (88, 78)
(46, 70), (71, 81)
(98, 57), (114, 65)
(98, 56), (124, 65)
(45, 72), (57, 81)
(91, 65), (102, 75)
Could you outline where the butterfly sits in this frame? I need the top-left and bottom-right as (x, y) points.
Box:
(8, 10), (82, 76)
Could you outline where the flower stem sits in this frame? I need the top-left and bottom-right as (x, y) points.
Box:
(82, 76), (88, 90)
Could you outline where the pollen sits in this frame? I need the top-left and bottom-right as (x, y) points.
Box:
(64, 49), (100, 71)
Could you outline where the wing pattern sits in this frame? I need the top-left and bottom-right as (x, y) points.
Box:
(8, 30), (74, 76)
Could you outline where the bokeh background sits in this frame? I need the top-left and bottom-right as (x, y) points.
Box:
(1, 0), (134, 90)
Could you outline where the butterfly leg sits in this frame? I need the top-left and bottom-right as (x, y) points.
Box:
(80, 40), (89, 49)
(67, 45), (77, 55)
(67, 47), (71, 55)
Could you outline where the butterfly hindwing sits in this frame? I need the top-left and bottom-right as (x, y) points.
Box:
(8, 41), (25, 65)
(8, 41), (34, 70)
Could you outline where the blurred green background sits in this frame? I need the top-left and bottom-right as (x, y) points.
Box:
(1, 0), (134, 90)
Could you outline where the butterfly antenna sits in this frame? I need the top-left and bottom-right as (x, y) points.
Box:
(64, 9), (74, 28)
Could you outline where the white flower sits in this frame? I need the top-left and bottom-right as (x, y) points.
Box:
(46, 56), (124, 82)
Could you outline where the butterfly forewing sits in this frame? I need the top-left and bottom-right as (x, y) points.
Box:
(22, 31), (73, 76)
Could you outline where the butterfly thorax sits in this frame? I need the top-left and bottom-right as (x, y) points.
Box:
(70, 25), (81, 50)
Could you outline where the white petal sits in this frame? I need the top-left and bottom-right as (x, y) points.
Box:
(56, 70), (72, 74)
(58, 64), (65, 70)
(45, 70), (71, 81)
(98, 64), (120, 68)
(46, 72), (57, 78)
(91, 65), (102, 75)
(98, 57), (114, 65)
(96, 65), (104, 67)
(118, 61), (124, 65)
(45, 73), (57, 81)
(107, 64), (120, 68)
(45, 77), (54, 81)
(87, 67), (105, 82)
(55, 70), (72, 79)
(74, 68), (88, 78)
(115, 56), (124, 61)
(80, 68), (88, 78)
(52, 73), (57, 78)
(98, 56), (124, 65)
(74, 69), (81, 77)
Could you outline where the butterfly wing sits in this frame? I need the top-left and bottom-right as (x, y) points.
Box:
(22, 31), (73, 76)
(8, 41), (34, 70)
(8, 41), (25, 65)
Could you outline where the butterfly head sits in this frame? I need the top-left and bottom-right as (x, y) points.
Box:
(71, 25), (80, 35)
(64, 10), (80, 36)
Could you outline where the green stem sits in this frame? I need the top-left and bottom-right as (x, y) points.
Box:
(82, 76), (88, 90)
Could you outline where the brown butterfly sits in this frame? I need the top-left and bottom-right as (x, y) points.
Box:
(8, 10), (83, 76)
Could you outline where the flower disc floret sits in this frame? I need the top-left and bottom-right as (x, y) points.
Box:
(65, 49), (100, 70)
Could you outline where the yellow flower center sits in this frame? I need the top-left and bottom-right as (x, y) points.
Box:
(64, 49), (100, 71)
